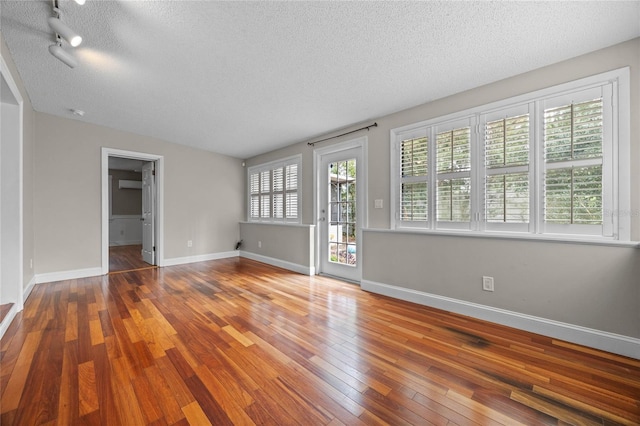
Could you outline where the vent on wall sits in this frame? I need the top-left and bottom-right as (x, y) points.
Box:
(118, 180), (142, 190)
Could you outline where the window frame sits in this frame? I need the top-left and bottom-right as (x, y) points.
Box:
(247, 155), (302, 224)
(390, 67), (631, 243)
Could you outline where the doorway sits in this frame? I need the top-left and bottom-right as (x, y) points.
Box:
(101, 148), (164, 275)
(315, 138), (366, 283)
(107, 157), (155, 273)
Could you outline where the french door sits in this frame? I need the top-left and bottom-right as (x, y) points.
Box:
(318, 145), (364, 282)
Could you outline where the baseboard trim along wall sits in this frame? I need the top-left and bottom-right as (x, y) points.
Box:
(35, 267), (103, 284)
(109, 240), (142, 247)
(240, 251), (315, 276)
(32, 252), (240, 285)
(163, 250), (239, 267)
(361, 279), (640, 360)
(23, 276), (36, 302)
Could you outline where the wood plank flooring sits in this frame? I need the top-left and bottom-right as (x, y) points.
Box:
(1, 257), (639, 425)
(109, 244), (153, 273)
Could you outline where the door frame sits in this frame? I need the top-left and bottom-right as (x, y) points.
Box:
(313, 136), (368, 282)
(0, 54), (24, 340)
(101, 148), (164, 275)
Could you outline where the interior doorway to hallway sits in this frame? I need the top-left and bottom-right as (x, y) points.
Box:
(101, 148), (164, 275)
(107, 157), (155, 273)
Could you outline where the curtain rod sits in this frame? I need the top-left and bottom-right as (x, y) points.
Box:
(307, 122), (378, 147)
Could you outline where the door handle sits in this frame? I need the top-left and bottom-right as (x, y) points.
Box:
(140, 217), (144, 221)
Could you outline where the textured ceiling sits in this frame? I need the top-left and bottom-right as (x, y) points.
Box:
(2, 1), (639, 159)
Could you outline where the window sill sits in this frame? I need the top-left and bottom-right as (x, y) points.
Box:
(240, 221), (314, 228)
(365, 228), (640, 248)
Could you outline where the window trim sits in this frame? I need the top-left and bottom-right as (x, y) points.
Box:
(247, 154), (302, 224)
(390, 67), (631, 242)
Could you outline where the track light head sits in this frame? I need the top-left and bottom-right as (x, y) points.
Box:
(48, 16), (82, 47)
(49, 43), (78, 68)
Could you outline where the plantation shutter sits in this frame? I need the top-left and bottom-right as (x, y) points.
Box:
(435, 119), (473, 228)
(249, 172), (260, 219)
(484, 110), (530, 227)
(543, 88), (604, 230)
(247, 156), (301, 223)
(260, 170), (271, 218)
(399, 135), (428, 223)
(272, 168), (284, 219)
(285, 163), (298, 219)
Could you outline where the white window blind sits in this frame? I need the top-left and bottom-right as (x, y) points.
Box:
(400, 135), (428, 223)
(543, 92), (605, 233)
(484, 111), (530, 228)
(285, 163), (298, 218)
(248, 155), (301, 223)
(436, 122), (472, 228)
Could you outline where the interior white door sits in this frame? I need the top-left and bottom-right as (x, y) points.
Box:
(141, 161), (155, 265)
(319, 147), (362, 282)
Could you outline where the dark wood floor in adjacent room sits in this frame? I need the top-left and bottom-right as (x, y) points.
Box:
(109, 244), (154, 273)
(1, 258), (639, 425)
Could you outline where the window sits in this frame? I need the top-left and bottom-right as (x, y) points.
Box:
(248, 155), (301, 223)
(391, 68), (630, 241)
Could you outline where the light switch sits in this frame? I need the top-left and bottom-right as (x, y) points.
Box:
(374, 199), (383, 209)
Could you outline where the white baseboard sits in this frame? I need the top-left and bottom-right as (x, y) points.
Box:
(362, 279), (640, 360)
(35, 267), (103, 284)
(109, 240), (142, 247)
(240, 251), (316, 276)
(23, 275), (36, 302)
(163, 250), (239, 267)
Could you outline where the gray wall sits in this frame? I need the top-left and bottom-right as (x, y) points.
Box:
(239, 222), (314, 270)
(109, 169), (142, 215)
(244, 38), (640, 340)
(34, 112), (244, 274)
(364, 230), (639, 337)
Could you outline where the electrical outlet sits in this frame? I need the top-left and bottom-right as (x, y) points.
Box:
(187, 240), (193, 247)
(258, 241), (262, 248)
(482, 276), (494, 292)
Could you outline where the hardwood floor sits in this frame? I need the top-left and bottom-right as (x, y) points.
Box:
(109, 244), (154, 273)
(1, 258), (639, 425)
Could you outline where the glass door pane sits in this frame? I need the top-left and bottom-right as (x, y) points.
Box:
(328, 158), (356, 266)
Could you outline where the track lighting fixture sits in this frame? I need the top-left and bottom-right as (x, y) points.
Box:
(47, 1), (83, 68)
(48, 15), (82, 47)
(49, 42), (78, 68)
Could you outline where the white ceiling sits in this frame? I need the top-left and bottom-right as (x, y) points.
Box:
(2, 1), (639, 159)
